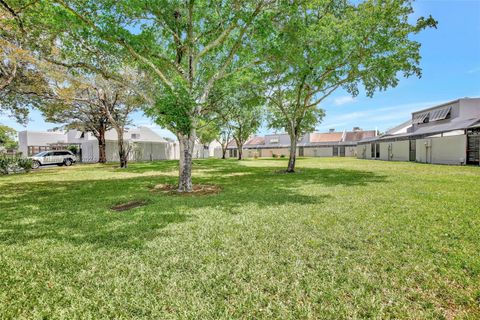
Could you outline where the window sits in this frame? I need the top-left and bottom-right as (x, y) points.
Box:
(429, 106), (452, 122)
(371, 144), (375, 158)
(412, 112), (430, 124)
(229, 149), (237, 158)
(375, 143), (380, 158)
(333, 146), (338, 156)
(131, 133), (140, 139)
(270, 137), (279, 144)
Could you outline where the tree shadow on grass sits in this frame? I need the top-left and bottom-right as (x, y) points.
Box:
(0, 162), (387, 250)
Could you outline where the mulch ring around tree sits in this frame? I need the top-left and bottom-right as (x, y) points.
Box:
(150, 184), (222, 196)
(111, 200), (149, 212)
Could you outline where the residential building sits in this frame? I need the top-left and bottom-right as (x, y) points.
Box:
(356, 98), (480, 165)
(220, 128), (376, 158)
(19, 126), (180, 162)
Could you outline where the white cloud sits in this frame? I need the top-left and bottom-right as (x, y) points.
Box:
(318, 99), (446, 132)
(333, 96), (356, 106)
(467, 67), (480, 74)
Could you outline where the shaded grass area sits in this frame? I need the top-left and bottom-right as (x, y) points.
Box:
(0, 158), (479, 319)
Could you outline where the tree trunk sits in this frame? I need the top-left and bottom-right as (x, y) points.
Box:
(115, 127), (128, 168)
(177, 132), (195, 192)
(221, 146), (227, 159)
(237, 145), (243, 160)
(287, 133), (297, 173)
(98, 127), (106, 163)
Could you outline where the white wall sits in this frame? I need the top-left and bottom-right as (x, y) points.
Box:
(379, 143), (390, 161)
(304, 147), (333, 157)
(416, 135), (467, 165)
(391, 141), (410, 161)
(81, 140), (179, 163)
(377, 141), (409, 161)
(345, 146), (356, 157)
(356, 145), (368, 159)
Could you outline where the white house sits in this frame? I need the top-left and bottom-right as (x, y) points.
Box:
(357, 98), (480, 165)
(19, 126), (180, 163)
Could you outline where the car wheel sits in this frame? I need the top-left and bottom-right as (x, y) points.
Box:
(64, 158), (73, 166)
(32, 161), (40, 169)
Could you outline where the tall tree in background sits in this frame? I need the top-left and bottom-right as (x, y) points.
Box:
(210, 73), (264, 160)
(262, 0), (436, 172)
(83, 76), (144, 168)
(9, 0), (276, 191)
(0, 124), (18, 150)
(217, 124), (232, 160)
(41, 79), (112, 163)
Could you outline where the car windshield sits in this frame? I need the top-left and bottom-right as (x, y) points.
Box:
(34, 151), (48, 157)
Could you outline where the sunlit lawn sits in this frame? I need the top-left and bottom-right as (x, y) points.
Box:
(1, 158), (479, 319)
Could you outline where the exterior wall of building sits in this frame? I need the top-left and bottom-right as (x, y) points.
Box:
(303, 147), (333, 157)
(258, 148), (291, 157)
(390, 141), (410, 161)
(18, 131), (68, 155)
(376, 142), (409, 161)
(345, 146), (356, 157)
(356, 144), (368, 159)
(378, 143), (390, 161)
(459, 98), (480, 119)
(81, 140), (179, 163)
(416, 135), (467, 165)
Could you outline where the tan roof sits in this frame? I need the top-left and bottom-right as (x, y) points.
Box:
(309, 132), (343, 143)
(245, 136), (265, 145)
(227, 139), (237, 147)
(344, 130), (376, 142)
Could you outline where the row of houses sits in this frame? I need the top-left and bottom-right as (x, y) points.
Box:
(17, 97), (480, 166)
(219, 128), (376, 159)
(356, 98), (480, 165)
(18, 126), (211, 163)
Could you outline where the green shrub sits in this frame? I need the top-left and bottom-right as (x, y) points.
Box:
(280, 154), (286, 158)
(0, 156), (33, 175)
(17, 157), (33, 173)
(272, 154), (277, 158)
(0, 156), (12, 175)
(68, 145), (79, 155)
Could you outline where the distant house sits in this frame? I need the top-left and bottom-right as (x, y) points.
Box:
(220, 128), (376, 158)
(357, 98), (480, 165)
(19, 126), (180, 162)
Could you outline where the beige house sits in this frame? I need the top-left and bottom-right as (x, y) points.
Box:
(222, 128), (376, 158)
(357, 98), (480, 165)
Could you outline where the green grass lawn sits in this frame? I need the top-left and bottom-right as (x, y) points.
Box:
(1, 158), (479, 319)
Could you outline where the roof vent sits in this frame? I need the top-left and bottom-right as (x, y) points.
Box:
(353, 127), (361, 131)
(329, 128), (335, 133)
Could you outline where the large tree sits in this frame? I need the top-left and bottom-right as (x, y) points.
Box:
(262, 0), (436, 172)
(78, 76), (144, 168)
(9, 0), (276, 191)
(41, 78), (113, 163)
(209, 72), (264, 160)
(0, 7), (54, 124)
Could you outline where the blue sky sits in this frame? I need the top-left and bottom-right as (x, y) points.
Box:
(2, 0), (480, 139)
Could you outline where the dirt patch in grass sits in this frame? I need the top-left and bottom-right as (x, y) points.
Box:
(111, 200), (148, 212)
(151, 184), (221, 196)
(273, 169), (302, 174)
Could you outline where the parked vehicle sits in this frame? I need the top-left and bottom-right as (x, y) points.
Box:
(30, 150), (77, 169)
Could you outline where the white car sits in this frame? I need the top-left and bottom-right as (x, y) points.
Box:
(30, 150), (77, 169)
